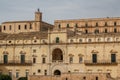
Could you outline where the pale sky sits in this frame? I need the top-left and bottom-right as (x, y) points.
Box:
(0, 0), (120, 24)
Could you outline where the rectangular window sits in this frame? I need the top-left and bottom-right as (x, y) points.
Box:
(26, 71), (29, 77)
(9, 25), (12, 30)
(69, 57), (73, 63)
(79, 57), (83, 63)
(42, 58), (46, 63)
(21, 55), (25, 64)
(18, 25), (21, 30)
(44, 70), (47, 75)
(4, 55), (8, 64)
(33, 58), (36, 63)
(92, 54), (97, 63)
(16, 72), (19, 78)
(9, 71), (12, 77)
(3, 26), (6, 30)
(111, 54), (116, 63)
(25, 25), (27, 29)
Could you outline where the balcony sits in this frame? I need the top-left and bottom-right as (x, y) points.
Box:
(84, 60), (118, 65)
(52, 60), (63, 64)
(0, 60), (32, 66)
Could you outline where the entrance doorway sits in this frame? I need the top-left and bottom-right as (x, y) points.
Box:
(54, 70), (61, 75)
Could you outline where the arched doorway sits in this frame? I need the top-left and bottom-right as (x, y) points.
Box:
(54, 70), (61, 75)
(52, 48), (63, 62)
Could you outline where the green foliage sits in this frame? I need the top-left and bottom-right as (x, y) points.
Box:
(18, 77), (27, 80)
(0, 74), (12, 80)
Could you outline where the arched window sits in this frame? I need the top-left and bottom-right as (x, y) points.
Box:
(52, 48), (63, 61)
(54, 70), (61, 75)
(56, 37), (59, 43)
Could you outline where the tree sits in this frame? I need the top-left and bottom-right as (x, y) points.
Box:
(0, 74), (12, 80)
(18, 77), (27, 80)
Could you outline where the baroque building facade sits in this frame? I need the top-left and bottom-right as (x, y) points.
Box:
(0, 10), (120, 80)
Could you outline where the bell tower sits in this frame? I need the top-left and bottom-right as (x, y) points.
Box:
(35, 8), (42, 31)
(35, 8), (42, 21)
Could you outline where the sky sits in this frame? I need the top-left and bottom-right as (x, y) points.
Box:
(0, 0), (120, 24)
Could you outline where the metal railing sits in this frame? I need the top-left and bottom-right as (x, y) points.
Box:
(0, 60), (32, 66)
(84, 60), (118, 65)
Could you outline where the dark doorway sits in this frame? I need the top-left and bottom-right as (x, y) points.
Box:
(54, 70), (61, 75)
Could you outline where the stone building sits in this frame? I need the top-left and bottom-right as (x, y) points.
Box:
(0, 10), (120, 80)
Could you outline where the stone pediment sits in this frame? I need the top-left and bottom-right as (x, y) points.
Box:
(91, 50), (99, 53)
(110, 49), (118, 53)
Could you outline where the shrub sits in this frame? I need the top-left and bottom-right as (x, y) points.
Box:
(0, 74), (12, 80)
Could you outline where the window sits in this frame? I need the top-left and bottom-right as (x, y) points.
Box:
(56, 37), (59, 43)
(70, 39), (73, 43)
(33, 58), (36, 63)
(42, 58), (46, 63)
(8, 41), (12, 43)
(105, 29), (107, 33)
(114, 28), (117, 33)
(96, 22), (98, 27)
(105, 22), (107, 26)
(26, 71), (29, 77)
(79, 57), (83, 63)
(79, 39), (82, 43)
(111, 54), (116, 63)
(67, 24), (69, 28)
(85, 30), (88, 34)
(69, 57), (73, 63)
(88, 39), (92, 42)
(4, 55), (8, 64)
(30, 24), (32, 29)
(98, 38), (101, 42)
(107, 38), (110, 42)
(96, 76), (98, 80)
(21, 54), (25, 64)
(3, 26), (6, 30)
(83, 76), (86, 80)
(92, 54), (97, 63)
(25, 25), (27, 29)
(9, 71), (12, 77)
(16, 72), (19, 78)
(9, 25), (12, 30)
(44, 70), (47, 75)
(18, 25), (21, 30)
(33, 49), (36, 53)
(38, 69), (41, 73)
(114, 22), (117, 26)
(75, 23), (78, 28)
(94, 29), (99, 34)
(58, 24), (61, 29)
(85, 23), (88, 27)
